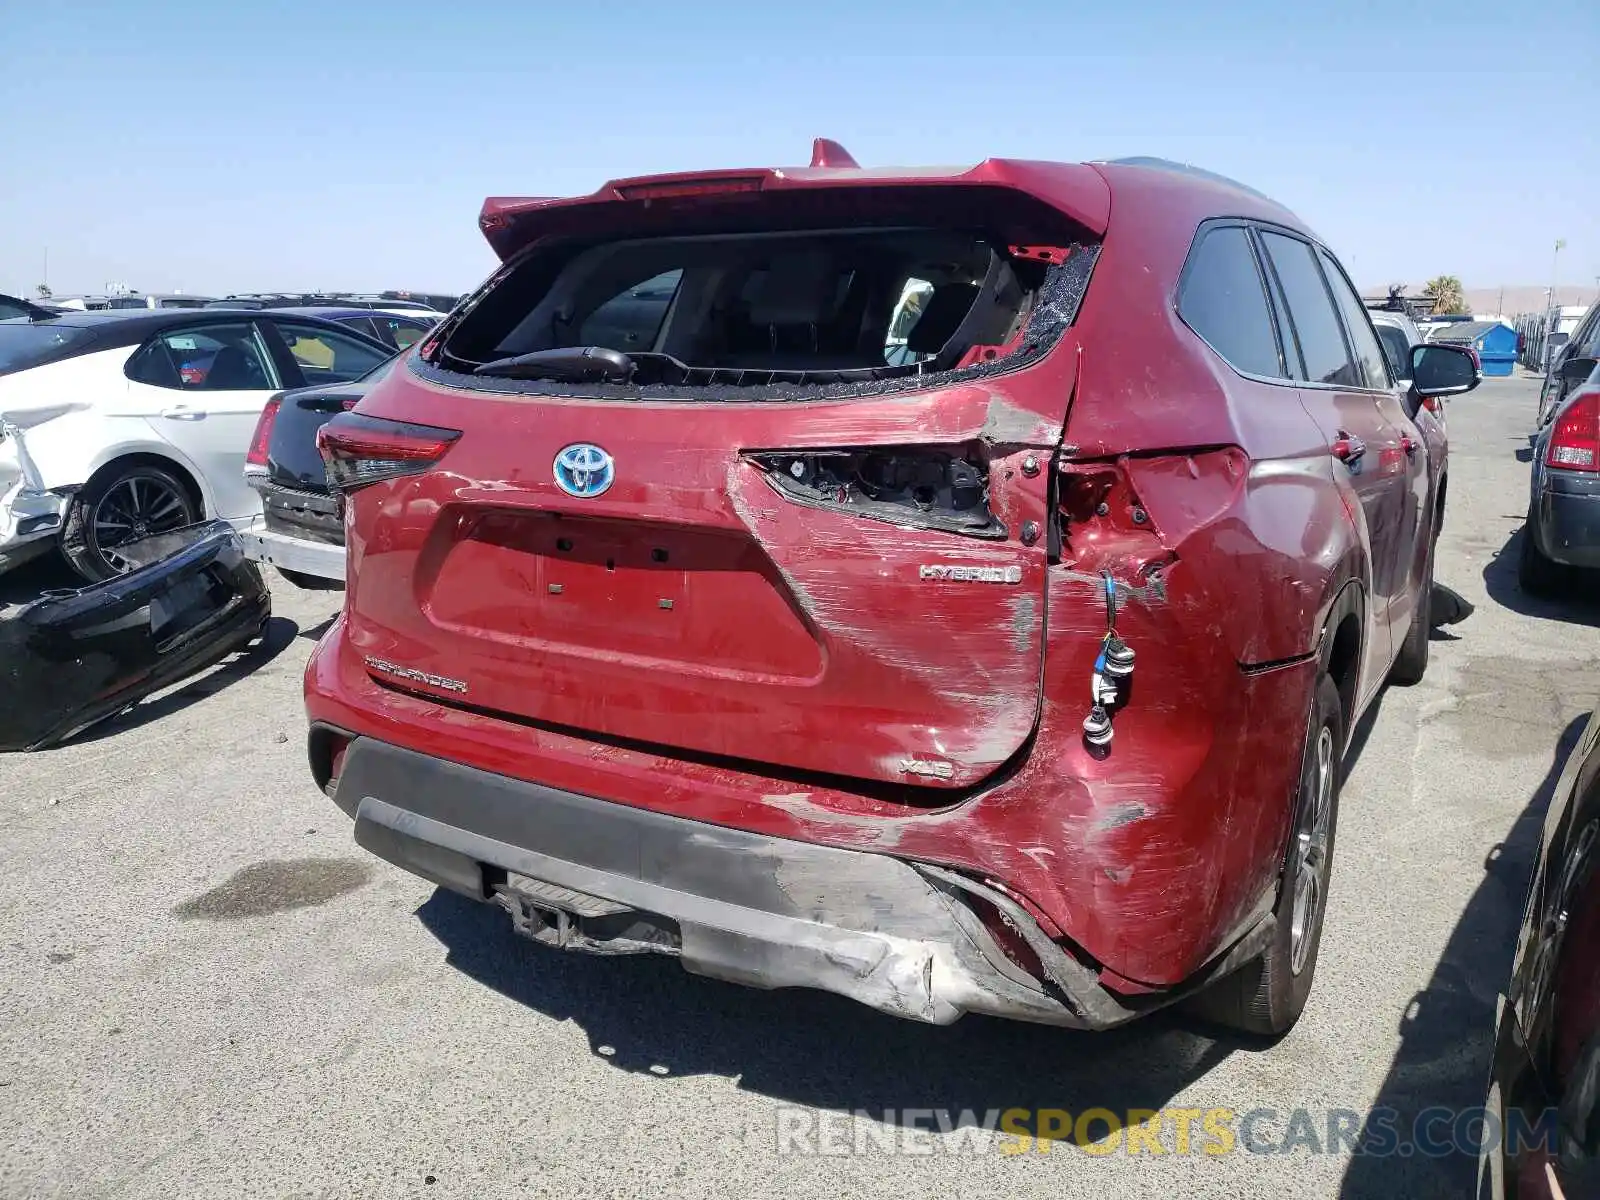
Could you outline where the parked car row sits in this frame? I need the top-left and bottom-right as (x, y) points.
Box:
(0, 307), (403, 578)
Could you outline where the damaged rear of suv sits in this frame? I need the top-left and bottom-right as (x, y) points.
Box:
(306, 142), (1449, 1037)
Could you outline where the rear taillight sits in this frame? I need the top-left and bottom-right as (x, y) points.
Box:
(746, 445), (1002, 538)
(1546, 388), (1600, 472)
(246, 396), (283, 468)
(317, 412), (460, 492)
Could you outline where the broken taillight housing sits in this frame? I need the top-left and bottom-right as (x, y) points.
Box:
(1547, 388), (1600, 472)
(747, 445), (1003, 538)
(245, 395), (283, 469)
(317, 412), (461, 492)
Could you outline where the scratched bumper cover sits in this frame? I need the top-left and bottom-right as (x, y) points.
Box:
(327, 735), (1168, 1029)
(0, 520), (271, 751)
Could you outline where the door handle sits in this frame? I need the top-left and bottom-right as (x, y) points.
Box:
(160, 406), (206, 421)
(1332, 431), (1366, 463)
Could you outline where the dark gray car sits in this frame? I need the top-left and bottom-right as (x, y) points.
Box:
(1524, 356), (1600, 592)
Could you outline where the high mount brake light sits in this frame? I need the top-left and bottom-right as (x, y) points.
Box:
(245, 396), (283, 468)
(1547, 387), (1600, 472)
(317, 412), (461, 492)
(614, 176), (764, 201)
(746, 445), (1004, 539)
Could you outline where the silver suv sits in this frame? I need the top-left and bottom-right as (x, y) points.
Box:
(1369, 308), (1424, 387)
(1538, 303), (1599, 427)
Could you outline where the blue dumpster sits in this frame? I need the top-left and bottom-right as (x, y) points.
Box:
(1429, 320), (1519, 376)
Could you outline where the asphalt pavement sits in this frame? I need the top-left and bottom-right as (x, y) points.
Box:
(2, 372), (1593, 1199)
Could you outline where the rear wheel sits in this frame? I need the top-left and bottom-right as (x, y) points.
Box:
(1187, 673), (1343, 1038)
(1389, 535), (1434, 686)
(1518, 520), (1565, 596)
(60, 461), (200, 582)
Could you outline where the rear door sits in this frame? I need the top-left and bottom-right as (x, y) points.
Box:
(1257, 229), (1410, 694)
(122, 319), (285, 523)
(1317, 247), (1435, 641)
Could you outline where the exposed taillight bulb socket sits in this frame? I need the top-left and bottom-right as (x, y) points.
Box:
(1101, 634), (1135, 678)
(1083, 705), (1113, 747)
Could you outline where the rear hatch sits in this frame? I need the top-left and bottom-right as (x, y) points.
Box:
(267, 382), (374, 491)
(329, 162), (1105, 792)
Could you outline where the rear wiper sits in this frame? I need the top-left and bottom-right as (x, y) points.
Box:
(472, 346), (634, 383)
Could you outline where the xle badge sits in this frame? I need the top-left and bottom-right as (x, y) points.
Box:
(919, 564), (1023, 584)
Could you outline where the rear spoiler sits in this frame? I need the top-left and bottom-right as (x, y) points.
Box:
(478, 138), (1112, 261)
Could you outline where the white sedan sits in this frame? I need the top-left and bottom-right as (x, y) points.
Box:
(0, 309), (391, 580)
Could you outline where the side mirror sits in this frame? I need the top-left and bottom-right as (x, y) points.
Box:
(1411, 343), (1479, 398)
(1560, 355), (1597, 385)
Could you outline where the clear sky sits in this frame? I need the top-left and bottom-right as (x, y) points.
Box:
(3, 0), (1596, 300)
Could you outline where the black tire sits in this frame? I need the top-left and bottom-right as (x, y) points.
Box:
(1389, 535), (1434, 686)
(277, 568), (344, 591)
(1187, 673), (1343, 1038)
(59, 461), (200, 583)
(1517, 521), (1565, 596)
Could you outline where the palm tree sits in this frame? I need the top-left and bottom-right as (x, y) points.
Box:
(1424, 275), (1467, 315)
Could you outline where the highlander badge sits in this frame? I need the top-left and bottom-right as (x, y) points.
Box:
(364, 657), (468, 694)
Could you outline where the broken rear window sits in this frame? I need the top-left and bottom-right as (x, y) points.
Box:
(425, 206), (1097, 400)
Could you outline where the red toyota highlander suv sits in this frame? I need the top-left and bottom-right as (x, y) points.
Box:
(304, 142), (1479, 1037)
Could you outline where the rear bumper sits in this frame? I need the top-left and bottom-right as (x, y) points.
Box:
(326, 733), (1270, 1029)
(1533, 471), (1600, 568)
(238, 515), (346, 582)
(0, 521), (270, 750)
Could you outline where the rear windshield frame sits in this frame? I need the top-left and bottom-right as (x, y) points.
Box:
(419, 189), (1100, 403)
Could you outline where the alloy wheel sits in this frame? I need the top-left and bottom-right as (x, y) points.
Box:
(90, 474), (193, 573)
(1289, 722), (1335, 976)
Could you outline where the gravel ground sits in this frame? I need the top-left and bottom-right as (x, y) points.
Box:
(1, 372), (1592, 1199)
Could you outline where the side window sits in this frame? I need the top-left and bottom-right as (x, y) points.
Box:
(1318, 248), (1391, 389)
(276, 322), (391, 385)
(1259, 232), (1361, 388)
(337, 316), (383, 343)
(1177, 226), (1284, 378)
(1375, 324), (1412, 380)
(384, 318), (429, 350)
(1573, 310), (1600, 358)
(576, 269), (682, 352)
(125, 322), (278, 391)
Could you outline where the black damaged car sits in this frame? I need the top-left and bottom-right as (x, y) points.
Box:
(1481, 708), (1600, 1197)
